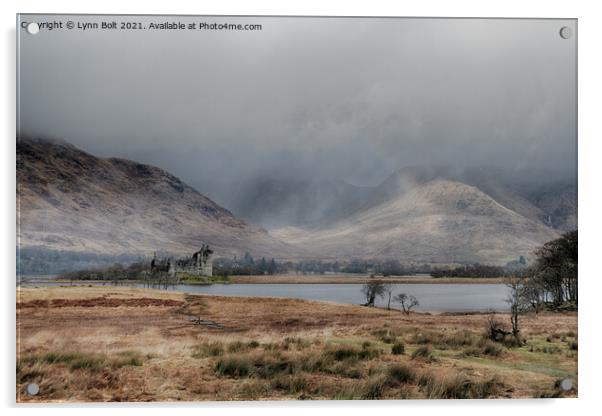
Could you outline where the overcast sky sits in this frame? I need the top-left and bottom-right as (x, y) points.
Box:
(18, 16), (577, 196)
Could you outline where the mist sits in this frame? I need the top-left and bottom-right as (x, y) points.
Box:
(18, 16), (577, 212)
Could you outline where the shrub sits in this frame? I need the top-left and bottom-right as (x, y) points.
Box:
(109, 352), (144, 368)
(418, 372), (435, 388)
(359, 344), (382, 360)
(412, 331), (440, 345)
(501, 336), (525, 348)
(361, 375), (387, 399)
(570, 341), (578, 350)
(480, 340), (504, 357)
(485, 314), (509, 342)
(386, 363), (416, 385)
(214, 356), (253, 377)
(282, 337), (310, 349)
(254, 357), (296, 378)
(379, 334), (397, 344)
(192, 342), (224, 358)
(298, 350), (366, 378)
(325, 344), (380, 362)
(227, 341), (248, 353)
(391, 342), (405, 355)
(332, 386), (361, 400)
(69, 355), (106, 371)
(464, 339), (504, 357)
(270, 375), (308, 394)
(411, 346), (435, 361)
(470, 377), (505, 398)
(237, 380), (269, 399)
(328, 346), (358, 361)
(411, 329), (480, 349)
(422, 374), (504, 399)
(372, 327), (403, 341)
(215, 352), (304, 379)
(301, 352), (330, 373)
(443, 331), (480, 348)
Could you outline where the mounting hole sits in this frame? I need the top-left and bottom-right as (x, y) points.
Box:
(26, 383), (39, 395)
(559, 26), (572, 39)
(559, 378), (573, 391)
(26, 22), (40, 35)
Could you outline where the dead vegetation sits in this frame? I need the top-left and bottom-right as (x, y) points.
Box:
(16, 286), (577, 402)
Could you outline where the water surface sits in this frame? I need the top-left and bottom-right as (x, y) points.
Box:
(20, 281), (509, 312)
(142, 283), (510, 312)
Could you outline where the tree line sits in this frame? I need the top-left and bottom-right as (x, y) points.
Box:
(511, 230), (577, 311)
(501, 230), (577, 344)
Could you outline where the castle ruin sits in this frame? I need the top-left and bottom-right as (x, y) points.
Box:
(150, 245), (213, 277)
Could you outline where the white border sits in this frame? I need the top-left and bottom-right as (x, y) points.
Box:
(2, 1), (601, 415)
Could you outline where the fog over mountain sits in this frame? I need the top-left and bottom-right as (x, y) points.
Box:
(221, 166), (576, 230)
(17, 138), (571, 267)
(19, 17), (576, 211)
(17, 16), (576, 268)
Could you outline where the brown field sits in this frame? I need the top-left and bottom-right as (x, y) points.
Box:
(230, 274), (505, 284)
(16, 286), (577, 402)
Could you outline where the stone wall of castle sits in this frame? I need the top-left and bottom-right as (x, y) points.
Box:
(152, 246), (213, 278)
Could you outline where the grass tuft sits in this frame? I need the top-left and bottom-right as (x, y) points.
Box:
(270, 374), (309, 394)
(192, 342), (224, 358)
(411, 346), (435, 362)
(463, 339), (505, 357)
(214, 355), (253, 377)
(19, 351), (143, 373)
(386, 363), (416, 385)
(419, 372), (505, 399)
(391, 342), (405, 355)
(361, 375), (388, 399)
(325, 344), (381, 362)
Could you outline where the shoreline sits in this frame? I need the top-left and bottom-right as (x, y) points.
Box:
(19, 274), (505, 285)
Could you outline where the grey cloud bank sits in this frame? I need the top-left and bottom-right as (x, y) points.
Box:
(18, 16), (576, 201)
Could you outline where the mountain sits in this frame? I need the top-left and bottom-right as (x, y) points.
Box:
(272, 179), (562, 265)
(17, 138), (290, 259)
(368, 166), (576, 231)
(215, 166), (576, 235)
(17, 138), (575, 267)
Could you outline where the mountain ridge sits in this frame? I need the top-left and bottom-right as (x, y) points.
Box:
(272, 178), (562, 265)
(17, 137), (574, 266)
(17, 137), (291, 258)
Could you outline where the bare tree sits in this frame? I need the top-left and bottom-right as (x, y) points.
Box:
(383, 284), (393, 310)
(505, 277), (530, 342)
(361, 281), (386, 307)
(393, 293), (420, 315)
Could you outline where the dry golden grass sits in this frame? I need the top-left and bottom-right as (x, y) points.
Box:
(16, 286), (577, 402)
